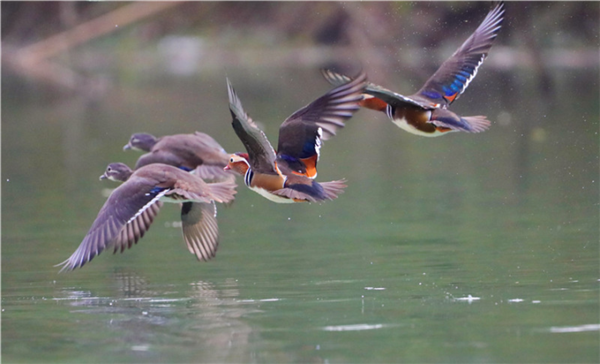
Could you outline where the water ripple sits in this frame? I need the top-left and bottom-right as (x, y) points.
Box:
(547, 324), (600, 333)
(323, 324), (385, 332)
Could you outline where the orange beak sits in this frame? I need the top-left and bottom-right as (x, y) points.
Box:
(224, 165), (231, 171)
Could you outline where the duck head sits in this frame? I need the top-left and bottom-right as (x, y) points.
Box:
(123, 133), (158, 152)
(224, 153), (250, 176)
(100, 162), (133, 182)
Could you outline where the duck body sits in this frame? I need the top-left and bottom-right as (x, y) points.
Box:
(124, 132), (232, 180)
(322, 1), (505, 137)
(225, 153), (346, 203)
(224, 71), (366, 203)
(57, 163), (237, 272)
(101, 162), (234, 204)
(377, 94), (490, 137)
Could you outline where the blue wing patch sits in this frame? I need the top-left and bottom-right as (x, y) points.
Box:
(149, 186), (167, 195)
(278, 154), (299, 164)
(421, 90), (442, 100)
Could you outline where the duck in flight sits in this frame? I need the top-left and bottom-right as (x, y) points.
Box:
(322, 1), (505, 137)
(56, 162), (236, 272)
(224, 71), (367, 203)
(123, 131), (233, 181)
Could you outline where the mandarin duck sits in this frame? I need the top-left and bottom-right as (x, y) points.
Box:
(123, 132), (233, 181)
(322, 1), (505, 137)
(56, 162), (237, 272)
(224, 71), (367, 203)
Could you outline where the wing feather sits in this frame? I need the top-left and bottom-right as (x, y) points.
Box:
(56, 181), (167, 272)
(226, 78), (279, 175)
(415, 2), (505, 106)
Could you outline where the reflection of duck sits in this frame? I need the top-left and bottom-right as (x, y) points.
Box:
(323, 2), (505, 137)
(186, 278), (256, 360)
(224, 72), (367, 203)
(56, 163), (237, 272)
(123, 132), (234, 181)
(112, 269), (158, 298)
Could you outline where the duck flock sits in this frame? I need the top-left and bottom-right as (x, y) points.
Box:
(57, 2), (505, 272)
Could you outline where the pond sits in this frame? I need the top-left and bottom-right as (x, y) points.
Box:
(2, 4), (599, 364)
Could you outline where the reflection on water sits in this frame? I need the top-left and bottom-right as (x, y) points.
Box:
(51, 272), (260, 363)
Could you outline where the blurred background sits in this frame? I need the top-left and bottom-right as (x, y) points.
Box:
(3, 2), (597, 99)
(2, 2), (599, 363)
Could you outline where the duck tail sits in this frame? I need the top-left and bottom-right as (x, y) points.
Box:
(462, 115), (492, 133)
(319, 179), (348, 200)
(206, 179), (237, 204)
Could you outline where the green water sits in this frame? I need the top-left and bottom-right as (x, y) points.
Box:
(2, 61), (599, 363)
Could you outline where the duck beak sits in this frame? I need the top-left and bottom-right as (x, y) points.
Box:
(223, 165), (231, 171)
(99, 173), (108, 180)
(123, 143), (132, 151)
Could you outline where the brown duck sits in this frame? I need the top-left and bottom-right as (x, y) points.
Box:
(56, 163), (236, 272)
(124, 132), (233, 181)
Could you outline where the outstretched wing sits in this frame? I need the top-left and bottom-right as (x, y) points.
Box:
(226, 78), (279, 175)
(364, 82), (433, 110)
(180, 201), (219, 262)
(321, 68), (430, 110)
(279, 70), (367, 142)
(276, 70), (367, 178)
(415, 1), (505, 107)
(112, 201), (163, 253)
(56, 181), (168, 272)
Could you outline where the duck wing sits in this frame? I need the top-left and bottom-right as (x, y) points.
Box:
(56, 178), (168, 272)
(414, 2), (505, 107)
(227, 78), (280, 176)
(321, 68), (430, 110)
(180, 201), (219, 262)
(276, 70), (367, 178)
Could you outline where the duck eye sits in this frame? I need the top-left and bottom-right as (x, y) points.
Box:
(230, 157), (234, 163)
(107, 167), (112, 172)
